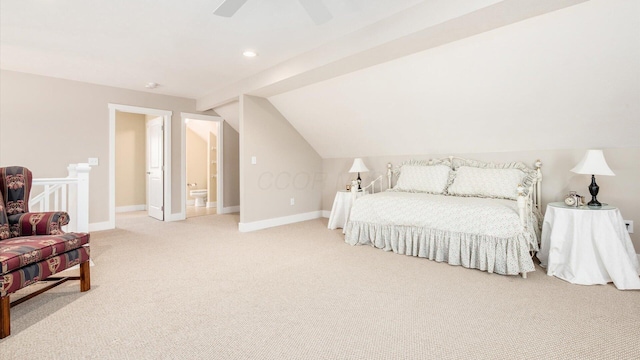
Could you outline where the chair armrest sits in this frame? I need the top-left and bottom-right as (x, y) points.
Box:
(8, 212), (69, 237)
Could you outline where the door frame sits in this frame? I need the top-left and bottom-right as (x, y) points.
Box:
(108, 103), (173, 228)
(180, 113), (224, 219)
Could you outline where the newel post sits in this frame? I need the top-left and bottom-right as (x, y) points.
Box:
(67, 164), (78, 232)
(75, 163), (91, 233)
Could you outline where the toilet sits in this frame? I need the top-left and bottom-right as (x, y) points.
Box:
(189, 189), (207, 207)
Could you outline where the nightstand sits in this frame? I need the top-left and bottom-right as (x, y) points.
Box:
(537, 202), (640, 289)
(327, 190), (365, 232)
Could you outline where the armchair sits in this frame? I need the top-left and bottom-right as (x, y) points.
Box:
(0, 166), (91, 339)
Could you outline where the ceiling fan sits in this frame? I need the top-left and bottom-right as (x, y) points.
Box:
(213, 0), (333, 25)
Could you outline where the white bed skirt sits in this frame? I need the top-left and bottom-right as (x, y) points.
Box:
(345, 221), (535, 275)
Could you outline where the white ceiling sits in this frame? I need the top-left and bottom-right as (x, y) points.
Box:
(4, 0), (622, 162)
(0, 0), (423, 99)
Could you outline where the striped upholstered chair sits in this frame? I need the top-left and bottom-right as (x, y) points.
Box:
(0, 166), (90, 338)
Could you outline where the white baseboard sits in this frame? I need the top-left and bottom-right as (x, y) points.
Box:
(322, 210), (331, 218)
(207, 201), (217, 208)
(167, 212), (186, 221)
(238, 211), (322, 232)
(89, 221), (112, 232)
(115, 204), (146, 213)
(223, 205), (240, 214)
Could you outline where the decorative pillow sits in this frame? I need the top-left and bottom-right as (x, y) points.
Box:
(447, 166), (526, 200)
(394, 164), (451, 194)
(0, 192), (9, 240)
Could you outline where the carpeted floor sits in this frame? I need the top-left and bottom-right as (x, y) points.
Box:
(1, 212), (639, 359)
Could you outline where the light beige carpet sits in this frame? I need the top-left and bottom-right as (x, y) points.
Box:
(1, 212), (639, 359)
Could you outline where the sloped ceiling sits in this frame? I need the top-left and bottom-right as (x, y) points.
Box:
(268, 0), (639, 159)
(202, 0), (596, 154)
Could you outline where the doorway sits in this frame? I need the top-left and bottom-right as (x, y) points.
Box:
(109, 104), (172, 228)
(181, 113), (223, 219)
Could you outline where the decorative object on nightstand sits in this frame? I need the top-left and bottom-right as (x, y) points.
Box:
(348, 158), (369, 191)
(563, 191), (585, 207)
(570, 149), (615, 207)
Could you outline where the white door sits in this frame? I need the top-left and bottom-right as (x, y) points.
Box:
(147, 117), (164, 220)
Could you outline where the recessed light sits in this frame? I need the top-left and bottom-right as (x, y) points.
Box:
(145, 82), (159, 89)
(242, 50), (258, 58)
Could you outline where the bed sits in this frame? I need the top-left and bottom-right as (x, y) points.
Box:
(344, 157), (543, 277)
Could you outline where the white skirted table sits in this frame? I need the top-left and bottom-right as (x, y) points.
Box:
(328, 190), (365, 232)
(537, 202), (640, 290)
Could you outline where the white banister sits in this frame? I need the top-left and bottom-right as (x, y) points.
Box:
(30, 163), (91, 233)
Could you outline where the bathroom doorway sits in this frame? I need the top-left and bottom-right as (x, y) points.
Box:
(181, 113), (223, 218)
(110, 104), (172, 228)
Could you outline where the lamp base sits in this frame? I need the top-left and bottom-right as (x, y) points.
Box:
(587, 174), (601, 207)
(587, 199), (602, 207)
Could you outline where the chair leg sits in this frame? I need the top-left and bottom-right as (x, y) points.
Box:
(80, 261), (91, 292)
(1, 296), (9, 339)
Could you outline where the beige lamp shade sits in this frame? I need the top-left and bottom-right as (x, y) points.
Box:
(349, 158), (369, 173)
(570, 150), (615, 176)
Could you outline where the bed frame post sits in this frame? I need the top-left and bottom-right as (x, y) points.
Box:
(386, 163), (392, 190)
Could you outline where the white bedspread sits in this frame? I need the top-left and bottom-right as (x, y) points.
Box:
(344, 191), (539, 275)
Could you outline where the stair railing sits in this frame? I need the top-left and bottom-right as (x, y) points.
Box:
(29, 163), (91, 232)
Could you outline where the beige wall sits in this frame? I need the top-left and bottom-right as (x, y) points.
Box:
(115, 112), (146, 207)
(186, 127), (208, 200)
(323, 147), (640, 252)
(0, 70), (215, 226)
(208, 132), (217, 203)
(239, 95), (322, 224)
(223, 122), (240, 208)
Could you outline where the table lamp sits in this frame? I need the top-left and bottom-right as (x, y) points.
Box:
(349, 158), (369, 191)
(570, 149), (615, 207)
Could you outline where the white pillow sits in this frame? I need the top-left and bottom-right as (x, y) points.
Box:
(394, 164), (451, 194)
(447, 166), (526, 200)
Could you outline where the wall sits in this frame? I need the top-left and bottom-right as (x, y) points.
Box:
(186, 127), (208, 201)
(209, 132), (217, 204)
(115, 112), (146, 208)
(214, 102), (241, 209)
(0, 70), (213, 227)
(323, 147), (640, 252)
(223, 122), (240, 209)
(239, 95), (322, 227)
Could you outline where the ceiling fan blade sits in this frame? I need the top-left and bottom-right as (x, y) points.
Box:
(298, 0), (333, 25)
(213, 0), (249, 17)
